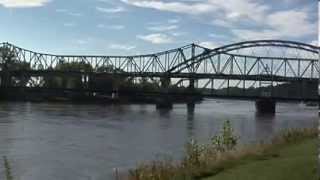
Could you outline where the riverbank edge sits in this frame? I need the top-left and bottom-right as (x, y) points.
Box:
(123, 128), (317, 180)
(0, 89), (203, 105)
(203, 138), (317, 180)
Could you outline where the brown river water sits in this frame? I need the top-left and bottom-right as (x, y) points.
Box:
(0, 100), (317, 180)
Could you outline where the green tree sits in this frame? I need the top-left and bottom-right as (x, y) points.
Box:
(0, 46), (31, 87)
(44, 61), (93, 89)
(211, 120), (238, 152)
(138, 77), (160, 92)
(92, 65), (129, 92)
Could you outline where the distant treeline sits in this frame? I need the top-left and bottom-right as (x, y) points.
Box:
(211, 81), (318, 99)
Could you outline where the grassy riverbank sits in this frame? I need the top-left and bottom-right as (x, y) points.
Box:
(204, 138), (317, 180)
(125, 126), (317, 180)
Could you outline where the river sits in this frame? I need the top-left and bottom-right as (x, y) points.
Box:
(0, 100), (317, 180)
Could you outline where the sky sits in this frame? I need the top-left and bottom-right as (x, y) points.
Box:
(0, 0), (318, 55)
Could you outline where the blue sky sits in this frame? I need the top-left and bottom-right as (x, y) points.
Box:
(0, 0), (317, 55)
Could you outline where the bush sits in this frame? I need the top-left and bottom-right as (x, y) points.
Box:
(3, 156), (13, 180)
(128, 120), (238, 180)
(211, 120), (238, 152)
(184, 139), (205, 167)
(126, 123), (315, 180)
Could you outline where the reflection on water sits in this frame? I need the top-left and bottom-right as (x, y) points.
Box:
(254, 113), (275, 142)
(187, 104), (195, 139)
(0, 100), (317, 180)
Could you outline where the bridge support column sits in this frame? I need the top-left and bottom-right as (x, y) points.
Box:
(187, 102), (195, 113)
(156, 99), (173, 110)
(189, 78), (195, 89)
(160, 77), (171, 89)
(255, 99), (276, 114)
(0, 69), (10, 88)
(156, 77), (173, 110)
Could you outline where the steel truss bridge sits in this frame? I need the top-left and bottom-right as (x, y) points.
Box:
(0, 40), (319, 102)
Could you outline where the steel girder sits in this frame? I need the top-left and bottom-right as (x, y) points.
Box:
(167, 40), (319, 73)
(0, 42), (207, 73)
(0, 40), (319, 81)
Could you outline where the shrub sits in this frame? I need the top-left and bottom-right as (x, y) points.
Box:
(126, 123), (315, 180)
(3, 156), (13, 180)
(211, 120), (238, 152)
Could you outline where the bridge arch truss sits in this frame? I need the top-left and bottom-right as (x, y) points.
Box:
(0, 40), (319, 101)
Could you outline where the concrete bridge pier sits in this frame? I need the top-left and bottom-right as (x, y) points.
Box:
(111, 87), (119, 99)
(0, 70), (10, 88)
(255, 99), (276, 114)
(156, 98), (173, 110)
(187, 102), (195, 113)
(156, 77), (173, 110)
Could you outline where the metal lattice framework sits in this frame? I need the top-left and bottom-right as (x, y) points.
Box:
(0, 42), (208, 73)
(0, 40), (318, 77)
(0, 40), (319, 101)
(168, 40), (319, 74)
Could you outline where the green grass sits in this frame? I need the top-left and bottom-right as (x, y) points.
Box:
(126, 128), (317, 180)
(3, 156), (13, 180)
(203, 138), (318, 180)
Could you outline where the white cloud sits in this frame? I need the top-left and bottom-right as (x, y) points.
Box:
(63, 22), (76, 27)
(208, 33), (228, 39)
(97, 24), (125, 30)
(109, 25), (125, 30)
(119, 0), (270, 38)
(171, 32), (187, 37)
(199, 41), (219, 49)
(97, 0), (109, 2)
(76, 39), (88, 45)
(73, 38), (94, 47)
(310, 40), (318, 46)
(211, 0), (269, 22)
(168, 18), (180, 24)
(146, 18), (180, 32)
(0, 0), (51, 8)
(147, 25), (178, 32)
(56, 9), (82, 17)
(68, 12), (82, 17)
(267, 9), (316, 37)
(97, 24), (105, 28)
(231, 29), (278, 40)
(120, 0), (268, 21)
(56, 9), (67, 13)
(232, 9), (317, 40)
(137, 33), (174, 44)
(109, 44), (136, 51)
(96, 6), (126, 13)
(121, 0), (316, 41)
(120, 0), (214, 15)
(211, 19), (234, 28)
